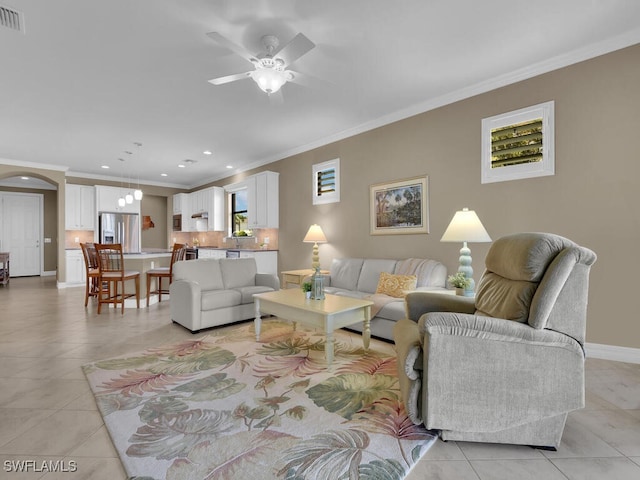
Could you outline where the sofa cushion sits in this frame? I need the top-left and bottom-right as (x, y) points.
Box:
(395, 258), (447, 288)
(201, 289), (242, 311)
(329, 258), (364, 291)
(173, 259), (224, 291)
(376, 299), (408, 321)
(234, 285), (275, 304)
(357, 259), (398, 293)
(375, 272), (417, 298)
(220, 258), (257, 289)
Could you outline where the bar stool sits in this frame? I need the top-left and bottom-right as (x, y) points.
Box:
(80, 242), (101, 306)
(95, 243), (140, 314)
(146, 243), (186, 307)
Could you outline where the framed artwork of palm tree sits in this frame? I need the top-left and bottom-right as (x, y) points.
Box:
(370, 175), (429, 235)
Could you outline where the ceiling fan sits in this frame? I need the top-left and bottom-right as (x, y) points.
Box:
(207, 31), (315, 96)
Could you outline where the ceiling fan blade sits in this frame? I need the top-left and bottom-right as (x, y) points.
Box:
(206, 31), (258, 64)
(285, 70), (320, 88)
(208, 71), (252, 85)
(273, 33), (315, 67)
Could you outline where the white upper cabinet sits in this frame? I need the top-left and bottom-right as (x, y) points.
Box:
(226, 171), (279, 229)
(65, 184), (95, 230)
(95, 185), (140, 214)
(173, 193), (192, 231)
(187, 186), (224, 232)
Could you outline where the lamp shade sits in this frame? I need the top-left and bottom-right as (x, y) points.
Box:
(440, 208), (491, 243)
(303, 224), (328, 244)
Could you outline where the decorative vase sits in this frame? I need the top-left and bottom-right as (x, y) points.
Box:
(455, 287), (464, 296)
(305, 291), (311, 299)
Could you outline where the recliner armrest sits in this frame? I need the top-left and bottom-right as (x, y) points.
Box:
(422, 312), (583, 355)
(405, 291), (475, 322)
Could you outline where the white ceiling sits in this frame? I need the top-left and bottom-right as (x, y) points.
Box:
(1, 0), (640, 189)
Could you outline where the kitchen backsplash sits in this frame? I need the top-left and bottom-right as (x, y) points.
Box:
(171, 228), (278, 250)
(65, 230), (95, 249)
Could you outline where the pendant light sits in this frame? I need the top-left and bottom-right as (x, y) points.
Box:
(133, 142), (144, 201)
(117, 158), (126, 208)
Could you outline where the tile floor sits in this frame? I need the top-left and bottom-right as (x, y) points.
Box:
(1, 276), (639, 480)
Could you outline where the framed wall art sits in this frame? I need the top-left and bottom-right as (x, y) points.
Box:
(481, 101), (555, 184)
(370, 175), (429, 235)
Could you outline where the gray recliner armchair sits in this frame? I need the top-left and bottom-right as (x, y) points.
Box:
(393, 232), (596, 449)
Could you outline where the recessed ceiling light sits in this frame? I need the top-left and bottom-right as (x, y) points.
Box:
(178, 164), (186, 168)
(203, 150), (212, 155)
(226, 165), (233, 169)
(101, 165), (110, 169)
(161, 173), (168, 177)
(21, 176), (29, 180)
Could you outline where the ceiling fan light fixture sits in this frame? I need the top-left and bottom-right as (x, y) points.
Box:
(252, 68), (287, 94)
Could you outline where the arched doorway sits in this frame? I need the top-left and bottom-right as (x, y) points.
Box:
(0, 168), (63, 280)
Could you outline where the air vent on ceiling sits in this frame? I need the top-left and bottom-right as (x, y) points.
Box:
(0, 5), (24, 33)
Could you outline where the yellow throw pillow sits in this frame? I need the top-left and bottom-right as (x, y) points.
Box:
(375, 272), (418, 298)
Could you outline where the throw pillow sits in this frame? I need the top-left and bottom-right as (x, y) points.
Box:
(375, 272), (418, 298)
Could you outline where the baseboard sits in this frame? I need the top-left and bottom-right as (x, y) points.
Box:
(585, 342), (640, 364)
(42, 270), (56, 277)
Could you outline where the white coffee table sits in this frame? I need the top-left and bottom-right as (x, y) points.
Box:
(253, 289), (373, 369)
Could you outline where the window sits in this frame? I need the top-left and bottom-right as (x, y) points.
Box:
(231, 190), (248, 234)
(312, 158), (340, 205)
(481, 101), (555, 183)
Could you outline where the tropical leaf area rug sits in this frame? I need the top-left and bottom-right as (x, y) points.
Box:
(83, 319), (437, 480)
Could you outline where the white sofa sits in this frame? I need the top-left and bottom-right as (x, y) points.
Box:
(323, 257), (447, 340)
(170, 257), (280, 333)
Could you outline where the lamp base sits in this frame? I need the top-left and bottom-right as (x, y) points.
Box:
(311, 242), (320, 270)
(458, 241), (475, 297)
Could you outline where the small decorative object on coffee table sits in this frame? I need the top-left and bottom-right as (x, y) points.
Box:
(310, 266), (325, 300)
(302, 281), (312, 299)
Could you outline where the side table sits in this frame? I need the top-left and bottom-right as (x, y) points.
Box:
(280, 269), (329, 289)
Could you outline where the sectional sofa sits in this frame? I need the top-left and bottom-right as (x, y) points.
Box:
(322, 257), (448, 340)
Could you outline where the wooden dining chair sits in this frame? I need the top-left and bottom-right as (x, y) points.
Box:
(95, 243), (140, 314)
(146, 243), (186, 307)
(80, 242), (100, 307)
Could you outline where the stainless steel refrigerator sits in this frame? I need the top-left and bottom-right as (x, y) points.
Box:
(98, 212), (140, 253)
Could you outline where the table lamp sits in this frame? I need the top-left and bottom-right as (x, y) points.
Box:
(303, 224), (327, 269)
(440, 208), (491, 296)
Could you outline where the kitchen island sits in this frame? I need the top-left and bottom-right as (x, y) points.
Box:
(122, 250), (172, 307)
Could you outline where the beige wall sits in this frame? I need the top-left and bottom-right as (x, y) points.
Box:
(216, 44), (640, 349)
(1, 44), (638, 349)
(141, 194), (169, 249)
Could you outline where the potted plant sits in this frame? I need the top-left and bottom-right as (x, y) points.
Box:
(301, 282), (312, 299)
(448, 272), (471, 296)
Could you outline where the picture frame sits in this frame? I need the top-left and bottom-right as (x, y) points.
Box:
(481, 101), (555, 184)
(370, 175), (429, 235)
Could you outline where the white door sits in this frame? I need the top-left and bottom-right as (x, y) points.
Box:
(0, 193), (42, 276)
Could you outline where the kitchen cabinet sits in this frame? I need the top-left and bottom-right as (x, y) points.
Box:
(225, 171), (279, 229)
(96, 185), (140, 214)
(190, 187), (224, 231)
(197, 248), (226, 259)
(237, 250), (278, 275)
(65, 250), (85, 285)
(173, 193), (191, 232)
(65, 184), (95, 230)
